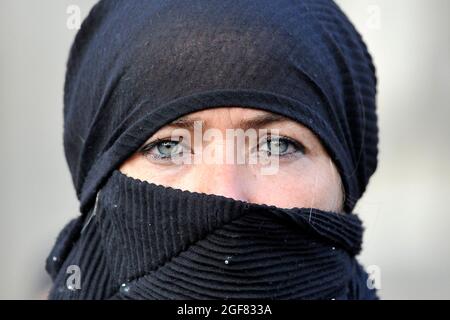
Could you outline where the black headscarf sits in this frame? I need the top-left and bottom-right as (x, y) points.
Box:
(47, 0), (379, 299)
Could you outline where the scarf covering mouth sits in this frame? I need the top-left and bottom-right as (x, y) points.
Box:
(47, 170), (377, 299)
(47, 0), (379, 299)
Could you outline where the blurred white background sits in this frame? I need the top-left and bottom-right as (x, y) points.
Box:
(0, 0), (449, 299)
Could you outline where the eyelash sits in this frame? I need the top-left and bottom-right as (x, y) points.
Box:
(139, 137), (188, 161)
(257, 135), (306, 158)
(139, 136), (306, 162)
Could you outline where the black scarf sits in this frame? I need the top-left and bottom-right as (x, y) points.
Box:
(47, 170), (376, 299)
(47, 0), (379, 299)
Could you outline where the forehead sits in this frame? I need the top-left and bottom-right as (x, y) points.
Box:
(154, 106), (325, 151)
(169, 107), (305, 130)
(184, 107), (273, 119)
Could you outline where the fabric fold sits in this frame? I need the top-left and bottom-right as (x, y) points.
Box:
(62, 0), (378, 215)
(48, 0), (379, 300)
(48, 170), (377, 300)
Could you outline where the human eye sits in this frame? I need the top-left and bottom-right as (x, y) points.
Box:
(139, 137), (191, 163)
(257, 135), (306, 158)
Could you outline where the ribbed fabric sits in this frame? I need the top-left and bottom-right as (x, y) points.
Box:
(48, 0), (380, 300)
(62, 0), (378, 215)
(46, 211), (115, 299)
(47, 170), (377, 300)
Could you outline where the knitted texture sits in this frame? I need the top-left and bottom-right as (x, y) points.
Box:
(62, 0), (378, 215)
(48, 0), (379, 300)
(47, 170), (378, 299)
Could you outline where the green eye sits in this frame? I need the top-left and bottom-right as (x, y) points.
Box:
(140, 138), (188, 160)
(258, 136), (305, 157)
(155, 140), (182, 158)
(266, 138), (288, 155)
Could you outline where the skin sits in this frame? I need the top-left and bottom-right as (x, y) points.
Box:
(120, 107), (344, 212)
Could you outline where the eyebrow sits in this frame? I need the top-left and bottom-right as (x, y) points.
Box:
(164, 113), (290, 131)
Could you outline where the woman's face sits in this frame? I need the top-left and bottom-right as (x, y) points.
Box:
(120, 107), (344, 211)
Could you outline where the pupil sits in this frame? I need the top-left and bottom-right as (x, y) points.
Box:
(157, 141), (179, 155)
(268, 139), (287, 154)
